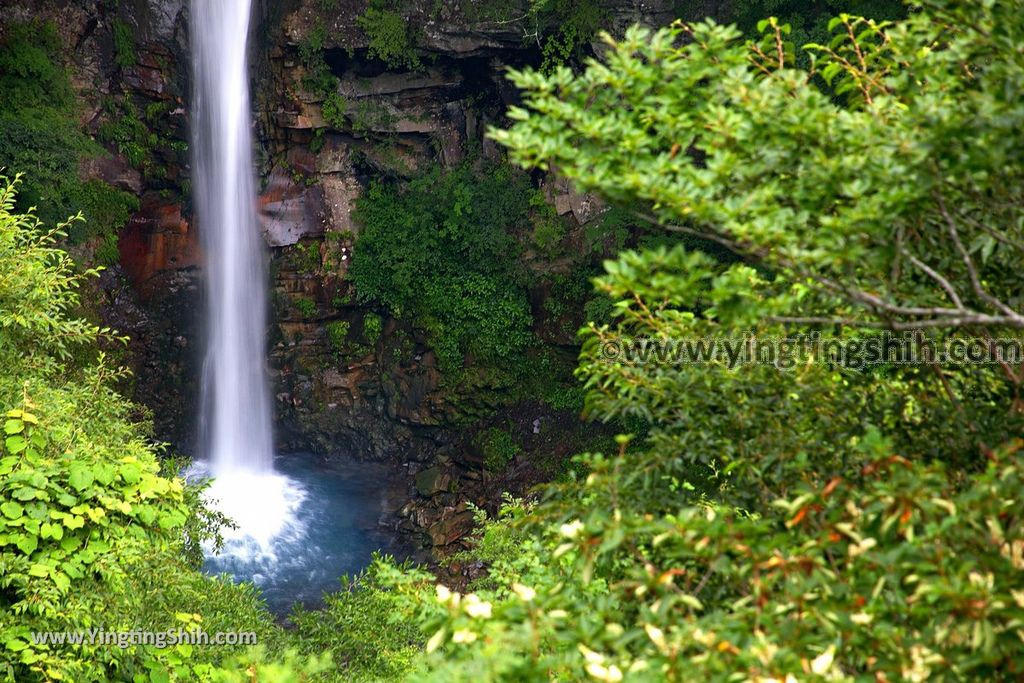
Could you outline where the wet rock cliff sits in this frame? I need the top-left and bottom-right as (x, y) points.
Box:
(2, 0), (676, 554)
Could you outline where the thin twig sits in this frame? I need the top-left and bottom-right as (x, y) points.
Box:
(904, 251), (965, 309)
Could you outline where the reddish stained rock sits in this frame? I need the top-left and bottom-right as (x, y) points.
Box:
(118, 200), (201, 297)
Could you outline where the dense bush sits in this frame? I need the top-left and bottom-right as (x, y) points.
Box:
(393, 1), (1024, 679)
(348, 162), (535, 372)
(289, 559), (433, 681)
(724, 0), (905, 47)
(475, 427), (520, 472)
(323, 2), (1024, 681)
(400, 438), (1024, 681)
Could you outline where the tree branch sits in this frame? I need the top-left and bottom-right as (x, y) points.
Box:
(903, 251), (964, 309)
(935, 192), (1023, 323)
(633, 210), (1024, 331)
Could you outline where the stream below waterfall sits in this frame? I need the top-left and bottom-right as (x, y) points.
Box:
(190, 456), (413, 615)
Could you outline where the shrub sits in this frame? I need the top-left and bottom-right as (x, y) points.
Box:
(0, 23), (137, 264)
(97, 102), (154, 169)
(65, 179), (139, 246)
(289, 558), (432, 682)
(405, 439), (1024, 682)
(0, 21), (72, 111)
(383, 2), (1024, 679)
(295, 297), (318, 319)
(349, 162), (534, 372)
(356, 1), (420, 71)
(476, 427), (520, 472)
(0, 177), (326, 680)
(326, 319), (350, 351)
(363, 312), (383, 345)
(322, 91), (348, 129)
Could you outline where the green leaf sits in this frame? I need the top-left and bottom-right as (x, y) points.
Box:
(0, 502), (23, 519)
(119, 462), (142, 484)
(51, 571), (70, 592)
(4, 638), (29, 652)
(28, 563), (50, 577)
(68, 464), (94, 492)
(11, 486), (38, 501)
(5, 435), (26, 454)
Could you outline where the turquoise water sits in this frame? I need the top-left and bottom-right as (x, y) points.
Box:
(194, 455), (412, 615)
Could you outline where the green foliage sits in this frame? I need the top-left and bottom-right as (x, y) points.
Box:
(348, 98), (397, 134)
(97, 99), (158, 170)
(363, 312), (383, 345)
(309, 128), (326, 154)
(402, 440), (1024, 681)
(541, 384), (585, 412)
(65, 179), (139, 247)
(527, 190), (566, 256)
(112, 18), (136, 67)
(459, 0), (525, 23)
(293, 241), (322, 274)
(159, 456), (236, 570)
(281, 3), (1024, 681)
(296, 297), (318, 319)
(541, 266), (600, 335)
(0, 23), (137, 263)
(496, 2), (1024, 336)
(462, 0), (605, 71)
(0, 21), (72, 111)
(326, 319), (350, 351)
(289, 558), (432, 681)
(721, 0), (905, 54)
(356, 1), (421, 71)
(8, 2), (1024, 680)
(299, 22), (336, 97)
(532, 0), (605, 72)
(0, 110), (136, 248)
(349, 162), (535, 372)
(0, 177), (326, 680)
(475, 427), (520, 471)
(322, 91), (348, 129)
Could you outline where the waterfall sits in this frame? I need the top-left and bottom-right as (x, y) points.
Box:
(191, 0), (272, 474)
(189, 0), (307, 564)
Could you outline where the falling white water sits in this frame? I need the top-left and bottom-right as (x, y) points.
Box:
(192, 0), (272, 474)
(190, 0), (306, 561)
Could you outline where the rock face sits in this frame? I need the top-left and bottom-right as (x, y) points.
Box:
(2, 0), (200, 448)
(10, 0), (677, 551)
(253, 0), (679, 465)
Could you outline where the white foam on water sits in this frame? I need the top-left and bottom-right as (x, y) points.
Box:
(190, 461), (309, 569)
